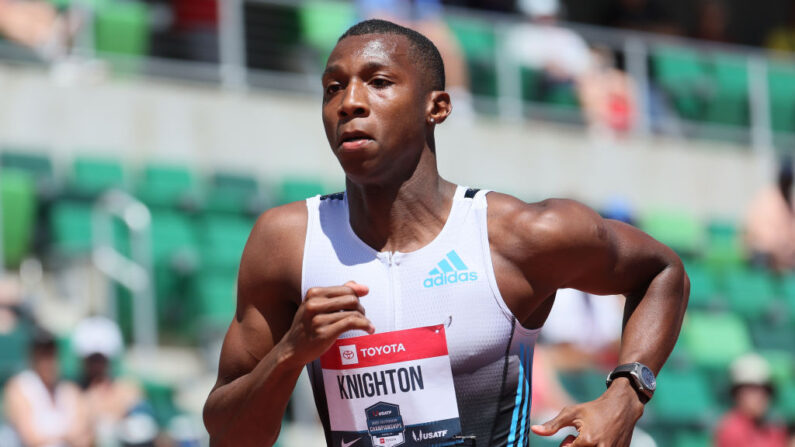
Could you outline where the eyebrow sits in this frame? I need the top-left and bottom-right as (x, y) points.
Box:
(322, 61), (391, 79)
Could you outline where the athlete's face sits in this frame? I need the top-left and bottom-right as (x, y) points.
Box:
(322, 34), (431, 183)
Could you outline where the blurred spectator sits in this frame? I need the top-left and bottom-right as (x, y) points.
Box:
(0, 276), (23, 334)
(357, 0), (473, 117)
(507, 0), (591, 85)
(540, 288), (623, 371)
(692, 0), (730, 43)
(530, 345), (575, 420)
(765, 5), (795, 53)
(714, 353), (787, 447)
(0, 0), (77, 60)
(578, 47), (637, 135)
(603, 0), (681, 35)
(158, 0), (219, 63)
(72, 316), (144, 445)
(3, 327), (93, 447)
(744, 158), (795, 273)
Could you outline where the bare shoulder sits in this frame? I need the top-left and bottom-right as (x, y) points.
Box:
(239, 201), (309, 301)
(485, 192), (607, 262)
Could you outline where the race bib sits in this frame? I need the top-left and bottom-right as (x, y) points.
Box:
(320, 325), (462, 446)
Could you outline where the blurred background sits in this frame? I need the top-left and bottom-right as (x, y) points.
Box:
(0, 0), (794, 446)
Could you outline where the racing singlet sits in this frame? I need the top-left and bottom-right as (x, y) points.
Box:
(302, 186), (540, 447)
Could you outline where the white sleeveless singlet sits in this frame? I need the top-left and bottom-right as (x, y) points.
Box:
(13, 371), (76, 447)
(302, 186), (540, 447)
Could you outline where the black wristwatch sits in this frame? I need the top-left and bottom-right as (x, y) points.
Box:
(606, 362), (656, 403)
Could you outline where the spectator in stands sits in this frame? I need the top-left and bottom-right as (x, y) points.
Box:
(766, 4), (795, 53)
(603, 0), (682, 35)
(357, 0), (473, 118)
(578, 46), (638, 135)
(540, 288), (623, 371)
(745, 158), (795, 272)
(692, 0), (731, 43)
(507, 0), (591, 90)
(715, 353), (787, 447)
(72, 316), (144, 445)
(0, 0), (76, 60)
(3, 327), (93, 447)
(0, 276), (23, 334)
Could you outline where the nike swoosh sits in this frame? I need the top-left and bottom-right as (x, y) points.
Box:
(341, 437), (361, 447)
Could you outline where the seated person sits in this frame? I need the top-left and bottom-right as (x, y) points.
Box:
(3, 327), (93, 447)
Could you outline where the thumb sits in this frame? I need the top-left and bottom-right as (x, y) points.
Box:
(531, 407), (575, 436)
(344, 280), (369, 297)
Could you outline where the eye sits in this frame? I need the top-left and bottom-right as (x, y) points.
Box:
(325, 83), (342, 95)
(371, 78), (392, 89)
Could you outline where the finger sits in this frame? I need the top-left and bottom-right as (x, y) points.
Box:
(343, 281), (369, 297)
(324, 313), (375, 336)
(531, 407), (576, 436)
(560, 435), (577, 447)
(313, 311), (370, 328)
(305, 286), (359, 299)
(305, 294), (365, 315)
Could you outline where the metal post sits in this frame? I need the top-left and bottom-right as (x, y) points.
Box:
(625, 37), (651, 136)
(495, 27), (524, 121)
(218, 0), (248, 90)
(749, 56), (774, 156)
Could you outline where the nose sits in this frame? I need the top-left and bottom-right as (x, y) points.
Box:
(338, 80), (369, 119)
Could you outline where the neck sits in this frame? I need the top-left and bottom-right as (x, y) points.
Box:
(346, 150), (456, 253)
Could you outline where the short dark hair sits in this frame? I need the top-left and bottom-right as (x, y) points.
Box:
(338, 19), (446, 92)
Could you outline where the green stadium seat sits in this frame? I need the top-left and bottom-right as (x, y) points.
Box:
(774, 380), (795, 420)
(136, 163), (201, 210)
(674, 430), (711, 447)
(199, 215), (253, 271)
(750, 319), (795, 352)
(50, 200), (93, 256)
(69, 156), (125, 198)
(447, 16), (498, 100)
(638, 209), (704, 255)
(278, 177), (326, 205)
(767, 61), (795, 134)
(650, 369), (717, 426)
(681, 311), (752, 371)
(94, 1), (150, 57)
(559, 369), (608, 404)
(0, 170), (36, 267)
(705, 54), (749, 126)
(683, 260), (723, 309)
(0, 323), (30, 384)
(298, 1), (355, 67)
(652, 46), (711, 121)
(527, 433), (561, 447)
(205, 172), (262, 215)
(142, 378), (179, 428)
(703, 219), (745, 272)
(778, 274), (795, 321)
(760, 350), (793, 388)
(193, 270), (238, 331)
(0, 150), (56, 197)
(723, 267), (777, 319)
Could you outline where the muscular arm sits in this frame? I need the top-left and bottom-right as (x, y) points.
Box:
(203, 202), (374, 446)
(489, 195), (689, 446)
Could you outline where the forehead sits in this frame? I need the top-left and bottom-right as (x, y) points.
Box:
(326, 34), (414, 73)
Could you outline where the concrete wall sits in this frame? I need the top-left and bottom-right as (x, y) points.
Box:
(0, 64), (769, 220)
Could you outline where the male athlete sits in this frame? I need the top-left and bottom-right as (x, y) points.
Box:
(203, 19), (689, 447)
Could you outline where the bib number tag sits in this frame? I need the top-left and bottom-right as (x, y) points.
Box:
(320, 325), (462, 446)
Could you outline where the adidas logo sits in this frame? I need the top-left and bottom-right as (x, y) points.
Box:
(423, 250), (478, 288)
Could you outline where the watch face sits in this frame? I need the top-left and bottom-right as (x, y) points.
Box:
(640, 366), (656, 390)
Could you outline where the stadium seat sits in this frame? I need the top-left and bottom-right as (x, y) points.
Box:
(652, 46), (711, 121)
(703, 219), (745, 272)
(205, 171), (262, 216)
(0, 150), (56, 197)
(0, 170), (36, 267)
(94, 1), (150, 57)
(649, 368), (717, 426)
(750, 319), (795, 352)
(767, 61), (795, 134)
(680, 311), (752, 371)
(142, 378), (180, 428)
(278, 177), (326, 205)
(683, 260), (723, 309)
(298, 1), (355, 67)
(778, 274), (795, 321)
(136, 163), (201, 210)
(723, 267), (777, 319)
(638, 209), (704, 255)
(0, 323), (30, 384)
(49, 200), (93, 256)
(193, 270), (238, 331)
(760, 350), (794, 388)
(559, 369), (609, 404)
(774, 380), (795, 420)
(199, 215), (254, 271)
(705, 54), (749, 126)
(69, 156), (125, 198)
(674, 430), (711, 447)
(447, 16), (498, 100)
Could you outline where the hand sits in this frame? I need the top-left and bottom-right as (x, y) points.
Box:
(280, 281), (374, 367)
(531, 378), (645, 447)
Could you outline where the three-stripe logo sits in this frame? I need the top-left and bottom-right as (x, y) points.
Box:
(423, 250), (478, 288)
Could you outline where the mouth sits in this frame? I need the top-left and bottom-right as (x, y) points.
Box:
(338, 130), (374, 152)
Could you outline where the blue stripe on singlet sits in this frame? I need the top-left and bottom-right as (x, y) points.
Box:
(507, 344), (528, 447)
(519, 345), (531, 446)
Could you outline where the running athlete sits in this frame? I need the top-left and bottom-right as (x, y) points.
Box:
(203, 19), (689, 447)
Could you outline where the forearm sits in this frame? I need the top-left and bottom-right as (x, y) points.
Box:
(204, 342), (305, 446)
(618, 259), (689, 373)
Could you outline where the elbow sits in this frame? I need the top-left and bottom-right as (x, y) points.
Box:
(665, 254), (690, 315)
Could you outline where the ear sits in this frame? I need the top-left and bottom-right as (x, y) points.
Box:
(426, 91), (452, 126)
